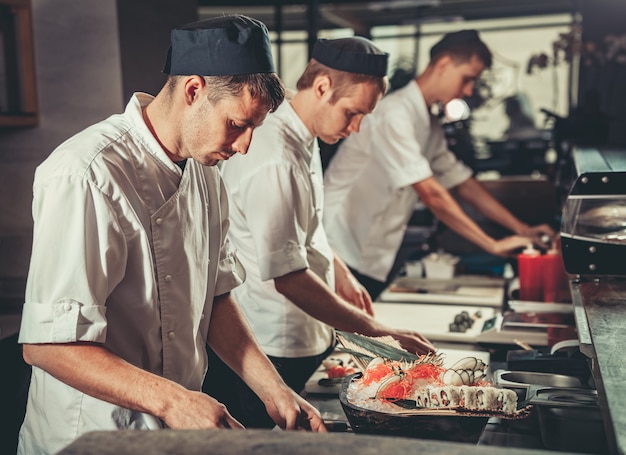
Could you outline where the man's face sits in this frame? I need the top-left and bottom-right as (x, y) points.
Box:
(313, 81), (383, 145)
(438, 54), (485, 105)
(182, 86), (268, 166)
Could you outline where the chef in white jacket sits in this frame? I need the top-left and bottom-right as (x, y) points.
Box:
(208, 37), (435, 429)
(17, 16), (325, 455)
(323, 30), (555, 300)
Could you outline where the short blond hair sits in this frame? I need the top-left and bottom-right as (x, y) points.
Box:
(296, 59), (388, 104)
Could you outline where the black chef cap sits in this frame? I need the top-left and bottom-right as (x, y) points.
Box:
(163, 15), (275, 76)
(312, 37), (389, 77)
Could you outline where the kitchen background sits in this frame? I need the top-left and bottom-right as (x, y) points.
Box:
(1, 0), (625, 453)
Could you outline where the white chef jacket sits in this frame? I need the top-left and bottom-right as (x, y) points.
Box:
(220, 100), (335, 358)
(17, 93), (245, 455)
(323, 81), (473, 282)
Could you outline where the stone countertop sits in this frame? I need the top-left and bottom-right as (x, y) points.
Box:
(572, 279), (626, 455)
(57, 427), (572, 455)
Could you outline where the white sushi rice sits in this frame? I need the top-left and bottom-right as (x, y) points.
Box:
(347, 380), (518, 414)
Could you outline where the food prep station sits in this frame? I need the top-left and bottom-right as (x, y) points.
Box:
(55, 147), (626, 454)
(300, 286), (590, 452)
(297, 147), (626, 454)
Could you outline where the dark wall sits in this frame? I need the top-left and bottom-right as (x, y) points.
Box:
(116, 0), (198, 101)
(581, 0), (626, 42)
(579, 0), (626, 147)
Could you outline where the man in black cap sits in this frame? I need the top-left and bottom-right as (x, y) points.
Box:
(206, 36), (435, 429)
(323, 30), (556, 300)
(17, 15), (325, 455)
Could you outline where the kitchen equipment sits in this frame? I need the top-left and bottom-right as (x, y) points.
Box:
(506, 340), (592, 380)
(560, 147), (626, 276)
(372, 301), (497, 344)
(494, 369), (584, 401)
(379, 275), (506, 307)
(476, 294), (578, 347)
(421, 252), (459, 279)
(530, 387), (609, 454)
(475, 313), (549, 347)
(403, 260), (423, 277)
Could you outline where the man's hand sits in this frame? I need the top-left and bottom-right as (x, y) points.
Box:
(336, 273), (374, 316)
(162, 389), (245, 430)
(519, 223), (556, 247)
(489, 235), (535, 257)
(263, 387), (328, 432)
(389, 329), (436, 356)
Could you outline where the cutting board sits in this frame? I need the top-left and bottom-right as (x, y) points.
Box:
(304, 351), (356, 395)
(372, 301), (497, 343)
(379, 275), (505, 307)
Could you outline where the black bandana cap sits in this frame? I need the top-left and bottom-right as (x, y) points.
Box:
(312, 37), (389, 77)
(163, 15), (275, 76)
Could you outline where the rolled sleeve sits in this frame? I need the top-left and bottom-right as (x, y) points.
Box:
(258, 240), (308, 281)
(372, 108), (433, 189)
(214, 251), (246, 297)
(19, 300), (107, 343)
(428, 126), (473, 189)
(21, 175), (126, 346)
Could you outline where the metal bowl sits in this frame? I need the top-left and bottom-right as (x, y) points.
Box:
(494, 369), (584, 400)
(529, 387), (608, 454)
(499, 371), (583, 387)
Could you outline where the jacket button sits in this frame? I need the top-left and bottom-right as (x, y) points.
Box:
(164, 275), (172, 282)
(168, 331), (175, 340)
(156, 218), (163, 225)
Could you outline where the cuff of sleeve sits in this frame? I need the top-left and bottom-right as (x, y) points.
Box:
(214, 252), (246, 297)
(437, 163), (473, 189)
(259, 240), (309, 281)
(18, 300), (107, 344)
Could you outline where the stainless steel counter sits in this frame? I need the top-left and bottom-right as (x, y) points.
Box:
(571, 279), (626, 455)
